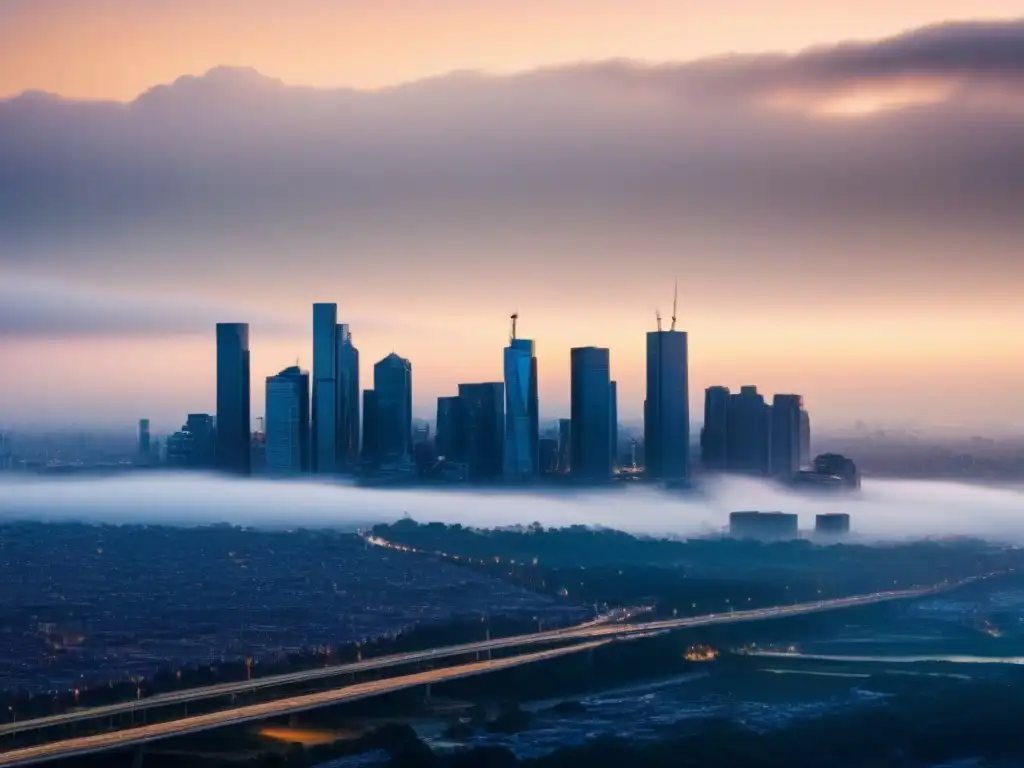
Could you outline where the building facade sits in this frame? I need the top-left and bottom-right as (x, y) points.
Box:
(503, 338), (539, 480)
(458, 382), (505, 481)
(215, 322), (251, 474)
(311, 303), (338, 474)
(570, 347), (612, 480)
(727, 385), (772, 475)
(265, 366), (310, 475)
(644, 329), (689, 480)
(336, 324), (360, 470)
(700, 385), (730, 471)
(436, 395), (464, 461)
(609, 380), (618, 469)
(373, 353), (413, 463)
(770, 394), (804, 479)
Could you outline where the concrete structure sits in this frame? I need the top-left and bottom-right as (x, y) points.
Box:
(729, 510), (799, 540)
(644, 329), (689, 480)
(311, 303), (338, 474)
(503, 338), (539, 480)
(815, 513), (851, 536)
(570, 347), (612, 480)
(264, 366), (310, 475)
(813, 453), (861, 489)
(215, 323), (251, 475)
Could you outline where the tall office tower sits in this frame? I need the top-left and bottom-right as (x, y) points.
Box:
(727, 385), (771, 475)
(570, 347), (612, 480)
(436, 395), (464, 461)
(503, 336), (539, 480)
(799, 409), (811, 468)
(336, 324), (360, 469)
(557, 418), (572, 473)
(265, 365), (310, 475)
(609, 381), (619, 469)
(458, 382), (505, 481)
(644, 328), (689, 479)
(138, 419), (151, 465)
(373, 353), (413, 462)
(312, 303), (338, 474)
(216, 323), (251, 474)
(185, 413), (216, 467)
(700, 386), (731, 471)
(361, 390), (379, 466)
(771, 394), (804, 479)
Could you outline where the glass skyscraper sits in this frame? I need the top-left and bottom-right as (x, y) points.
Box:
(644, 329), (689, 480)
(215, 322), (251, 475)
(700, 385), (731, 471)
(458, 382), (505, 481)
(373, 353), (413, 462)
(265, 366), (310, 475)
(771, 394), (805, 479)
(503, 338), (538, 480)
(570, 346), (612, 480)
(336, 324), (360, 470)
(311, 303), (338, 474)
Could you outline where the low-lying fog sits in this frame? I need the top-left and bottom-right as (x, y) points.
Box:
(0, 474), (1022, 542)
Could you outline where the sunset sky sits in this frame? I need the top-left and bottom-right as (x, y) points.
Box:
(0, 1), (1022, 432)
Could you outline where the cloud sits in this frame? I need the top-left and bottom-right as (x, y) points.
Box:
(0, 272), (302, 338)
(1, 474), (1023, 543)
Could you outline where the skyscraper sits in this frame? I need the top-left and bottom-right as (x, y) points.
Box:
(265, 365), (310, 475)
(373, 353), (413, 462)
(644, 328), (689, 480)
(336, 324), (360, 469)
(799, 409), (811, 469)
(215, 322), (251, 474)
(609, 380), (618, 470)
(311, 303), (338, 474)
(700, 386), (731, 471)
(727, 385), (771, 475)
(570, 346), (612, 480)
(436, 395), (465, 461)
(361, 389), (379, 466)
(458, 382), (505, 481)
(770, 394), (804, 479)
(138, 419), (151, 466)
(557, 418), (572, 473)
(503, 336), (539, 480)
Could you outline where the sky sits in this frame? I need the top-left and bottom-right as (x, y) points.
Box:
(0, 1), (1022, 432)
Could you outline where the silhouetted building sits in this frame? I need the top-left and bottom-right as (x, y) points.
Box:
(813, 453), (861, 489)
(609, 380), (618, 471)
(571, 347), (612, 481)
(374, 353), (413, 462)
(815, 513), (851, 536)
(503, 337), (539, 480)
(729, 511), (799, 541)
(727, 386), (771, 475)
(336, 323), (360, 470)
(137, 419), (151, 466)
(265, 366), (310, 475)
(799, 410), (811, 468)
(557, 418), (572, 473)
(312, 303), (338, 474)
(361, 389), (379, 466)
(771, 394), (804, 479)
(700, 386), (730, 471)
(216, 322), (251, 475)
(186, 414), (216, 467)
(458, 382), (504, 481)
(436, 396), (465, 461)
(644, 329), (689, 480)
(538, 437), (558, 475)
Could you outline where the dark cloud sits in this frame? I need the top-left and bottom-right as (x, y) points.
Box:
(0, 18), (1021, 288)
(0, 273), (302, 338)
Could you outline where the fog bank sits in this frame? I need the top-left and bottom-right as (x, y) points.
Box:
(0, 474), (1022, 542)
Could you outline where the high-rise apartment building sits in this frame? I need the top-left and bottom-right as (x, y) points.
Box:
(311, 303), (338, 473)
(215, 322), (251, 474)
(727, 385), (771, 475)
(503, 337), (539, 480)
(373, 353), (413, 462)
(644, 329), (689, 479)
(265, 366), (310, 475)
(336, 324), (360, 469)
(436, 396), (464, 461)
(700, 386), (730, 471)
(570, 347), (612, 480)
(770, 394), (804, 479)
(458, 382), (505, 481)
(557, 418), (572, 473)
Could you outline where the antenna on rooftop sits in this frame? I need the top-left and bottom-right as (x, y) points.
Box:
(655, 310), (662, 332)
(510, 312), (519, 343)
(670, 277), (678, 332)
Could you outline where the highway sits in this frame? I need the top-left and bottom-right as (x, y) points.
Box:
(0, 639), (615, 768)
(0, 577), (978, 740)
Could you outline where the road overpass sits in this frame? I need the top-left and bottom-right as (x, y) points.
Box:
(1, 576), (983, 748)
(0, 639), (618, 767)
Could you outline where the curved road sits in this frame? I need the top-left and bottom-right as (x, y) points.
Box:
(0, 577), (979, 742)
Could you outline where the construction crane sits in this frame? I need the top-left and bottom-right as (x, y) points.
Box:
(510, 312), (518, 343)
(671, 277), (678, 332)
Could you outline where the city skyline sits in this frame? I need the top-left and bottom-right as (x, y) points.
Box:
(1, 13), (1023, 432)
